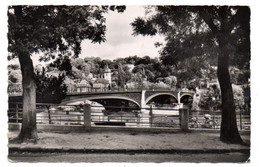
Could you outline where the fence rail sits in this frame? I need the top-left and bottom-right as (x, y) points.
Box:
(8, 102), (250, 131)
(189, 110), (251, 131)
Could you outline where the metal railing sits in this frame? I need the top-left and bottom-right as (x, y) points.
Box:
(8, 103), (84, 125)
(8, 102), (181, 128)
(8, 102), (250, 131)
(67, 84), (181, 93)
(189, 110), (251, 131)
(8, 102), (23, 123)
(90, 105), (180, 128)
(8, 84), (195, 96)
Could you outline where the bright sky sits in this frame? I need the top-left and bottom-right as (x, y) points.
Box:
(79, 6), (164, 60)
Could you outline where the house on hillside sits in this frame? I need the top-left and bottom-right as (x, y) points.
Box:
(74, 65), (113, 92)
(76, 80), (92, 92)
(89, 65), (112, 84)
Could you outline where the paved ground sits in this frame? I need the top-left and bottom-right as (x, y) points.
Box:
(8, 130), (250, 150)
(8, 152), (250, 163)
(8, 129), (250, 163)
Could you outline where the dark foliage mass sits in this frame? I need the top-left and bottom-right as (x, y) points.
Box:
(35, 67), (67, 104)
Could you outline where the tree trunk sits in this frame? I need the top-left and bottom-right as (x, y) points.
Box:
(217, 50), (243, 144)
(18, 51), (38, 142)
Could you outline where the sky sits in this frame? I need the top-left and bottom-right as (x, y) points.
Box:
(79, 6), (164, 60)
(8, 6), (164, 66)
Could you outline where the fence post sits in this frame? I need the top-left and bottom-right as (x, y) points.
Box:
(180, 108), (189, 132)
(149, 105), (153, 127)
(84, 104), (91, 131)
(46, 105), (52, 124)
(213, 109), (215, 129)
(15, 103), (19, 123)
(240, 110), (242, 130)
(121, 111), (123, 123)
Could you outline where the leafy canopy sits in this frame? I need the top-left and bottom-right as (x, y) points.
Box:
(132, 6), (250, 73)
(35, 67), (67, 103)
(8, 5), (126, 61)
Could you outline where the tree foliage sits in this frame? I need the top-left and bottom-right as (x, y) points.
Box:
(8, 64), (22, 84)
(48, 56), (72, 76)
(117, 62), (127, 88)
(8, 5), (125, 59)
(199, 85), (221, 110)
(132, 6), (250, 74)
(35, 67), (67, 103)
(131, 6), (250, 144)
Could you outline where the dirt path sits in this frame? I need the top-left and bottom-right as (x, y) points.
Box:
(8, 131), (250, 150)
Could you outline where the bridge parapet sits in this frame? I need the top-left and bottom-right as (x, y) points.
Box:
(67, 84), (176, 94)
(8, 83), (195, 96)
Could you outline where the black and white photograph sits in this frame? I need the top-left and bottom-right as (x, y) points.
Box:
(1, 0), (258, 164)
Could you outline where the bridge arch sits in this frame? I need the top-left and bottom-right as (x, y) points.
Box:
(180, 94), (194, 105)
(61, 95), (141, 108)
(145, 93), (178, 105)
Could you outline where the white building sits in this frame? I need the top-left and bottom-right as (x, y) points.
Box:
(103, 65), (112, 84)
(87, 65), (112, 84)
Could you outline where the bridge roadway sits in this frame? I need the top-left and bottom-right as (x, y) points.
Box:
(62, 89), (195, 109)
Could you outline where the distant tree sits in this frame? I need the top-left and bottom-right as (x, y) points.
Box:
(8, 64), (20, 70)
(199, 85), (221, 110)
(123, 55), (141, 64)
(132, 64), (155, 82)
(164, 76), (177, 88)
(100, 59), (113, 69)
(117, 62), (131, 88)
(171, 57), (209, 89)
(152, 63), (175, 79)
(232, 85), (245, 112)
(199, 84), (246, 114)
(8, 69), (22, 84)
(84, 57), (103, 74)
(135, 56), (152, 65)
(35, 67), (67, 104)
(229, 66), (250, 85)
(8, 5), (125, 142)
(71, 58), (92, 78)
(48, 56), (72, 76)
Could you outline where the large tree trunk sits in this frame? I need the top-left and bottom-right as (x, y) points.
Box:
(18, 51), (38, 142)
(217, 50), (243, 144)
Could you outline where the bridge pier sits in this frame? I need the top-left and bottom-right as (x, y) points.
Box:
(141, 90), (146, 111)
(177, 91), (181, 104)
(139, 109), (151, 127)
(140, 90), (151, 127)
(83, 104), (91, 131)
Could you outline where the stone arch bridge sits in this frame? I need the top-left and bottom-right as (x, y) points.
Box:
(61, 90), (195, 109)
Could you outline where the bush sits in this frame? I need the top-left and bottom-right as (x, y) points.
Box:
(198, 85), (221, 110)
(35, 67), (67, 104)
